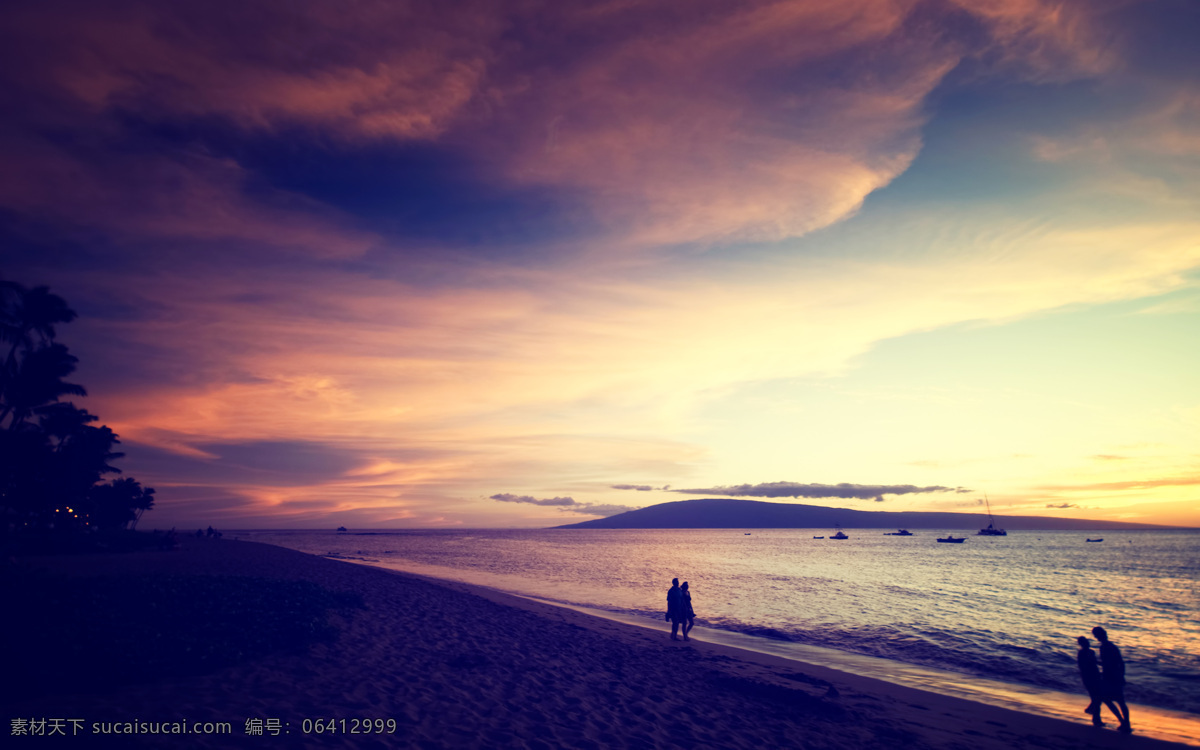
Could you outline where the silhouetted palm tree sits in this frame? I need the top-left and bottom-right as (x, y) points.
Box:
(1, 281), (77, 372)
(1, 344), (87, 430)
(38, 403), (99, 446)
(88, 477), (156, 529)
(1, 279), (154, 537)
(1, 282), (83, 430)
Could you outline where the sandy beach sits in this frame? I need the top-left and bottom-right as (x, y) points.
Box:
(4, 536), (1192, 749)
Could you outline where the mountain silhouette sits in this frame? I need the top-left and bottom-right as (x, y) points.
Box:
(554, 498), (1178, 530)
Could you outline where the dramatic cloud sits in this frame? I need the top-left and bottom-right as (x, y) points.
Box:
(672, 482), (965, 503)
(0, 0), (1134, 251)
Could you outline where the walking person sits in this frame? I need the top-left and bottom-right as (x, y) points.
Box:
(680, 581), (696, 641)
(1092, 626), (1132, 733)
(666, 578), (684, 640)
(1076, 636), (1120, 727)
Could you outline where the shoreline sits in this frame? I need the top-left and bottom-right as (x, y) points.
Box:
(6, 536), (1195, 749)
(352, 558), (1200, 748)
(315, 542), (1200, 736)
(509, 595), (1200, 744)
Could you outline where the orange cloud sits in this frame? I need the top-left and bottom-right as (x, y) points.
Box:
(1038, 475), (1200, 493)
(1031, 87), (1200, 175)
(5, 0), (498, 140)
(485, 1), (953, 245)
(947, 0), (1121, 78)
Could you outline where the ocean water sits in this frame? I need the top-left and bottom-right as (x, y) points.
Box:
(242, 528), (1200, 718)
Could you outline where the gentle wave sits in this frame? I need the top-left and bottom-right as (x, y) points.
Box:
(243, 527), (1200, 715)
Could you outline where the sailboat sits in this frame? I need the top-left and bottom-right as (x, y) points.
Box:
(976, 494), (1007, 536)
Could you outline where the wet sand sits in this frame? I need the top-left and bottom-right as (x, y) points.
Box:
(5, 536), (1192, 749)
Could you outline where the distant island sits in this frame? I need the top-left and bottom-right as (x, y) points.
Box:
(554, 498), (1177, 530)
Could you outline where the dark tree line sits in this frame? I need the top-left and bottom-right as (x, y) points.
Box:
(1, 279), (154, 537)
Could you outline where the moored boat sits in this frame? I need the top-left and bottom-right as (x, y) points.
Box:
(937, 535), (965, 543)
(884, 529), (913, 536)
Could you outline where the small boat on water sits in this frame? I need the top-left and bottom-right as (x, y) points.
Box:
(977, 494), (1007, 536)
(830, 527), (849, 540)
(937, 535), (965, 543)
(336, 526), (348, 532)
(813, 536), (825, 539)
(884, 529), (913, 536)
(1086, 538), (1103, 543)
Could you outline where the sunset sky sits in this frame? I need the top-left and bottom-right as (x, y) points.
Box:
(3, 0), (1198, 528)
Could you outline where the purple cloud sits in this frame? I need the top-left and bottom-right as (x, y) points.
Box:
(490, 493), (577, 507)
(557, 503), (633, 517)
(489, 493), (632, 517)
(672, 481), (963, 501)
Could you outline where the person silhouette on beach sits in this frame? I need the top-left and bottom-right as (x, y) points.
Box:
(666, 578), (683, 640)
(1076, 636), (1120, 727)
(1092, 626), (1132, 733)
(680, 581), (695, 641)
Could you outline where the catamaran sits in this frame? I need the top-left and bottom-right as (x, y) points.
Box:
(977, 494), (1007, 536)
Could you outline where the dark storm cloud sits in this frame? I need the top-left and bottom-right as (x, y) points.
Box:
(671, 481), (964, 501)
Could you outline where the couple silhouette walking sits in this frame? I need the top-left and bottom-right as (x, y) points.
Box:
(665, 578), (695, 641)
(1077, 626), (1132, 733)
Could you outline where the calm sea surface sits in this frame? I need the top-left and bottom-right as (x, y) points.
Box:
(243, 528), (1200, 716)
